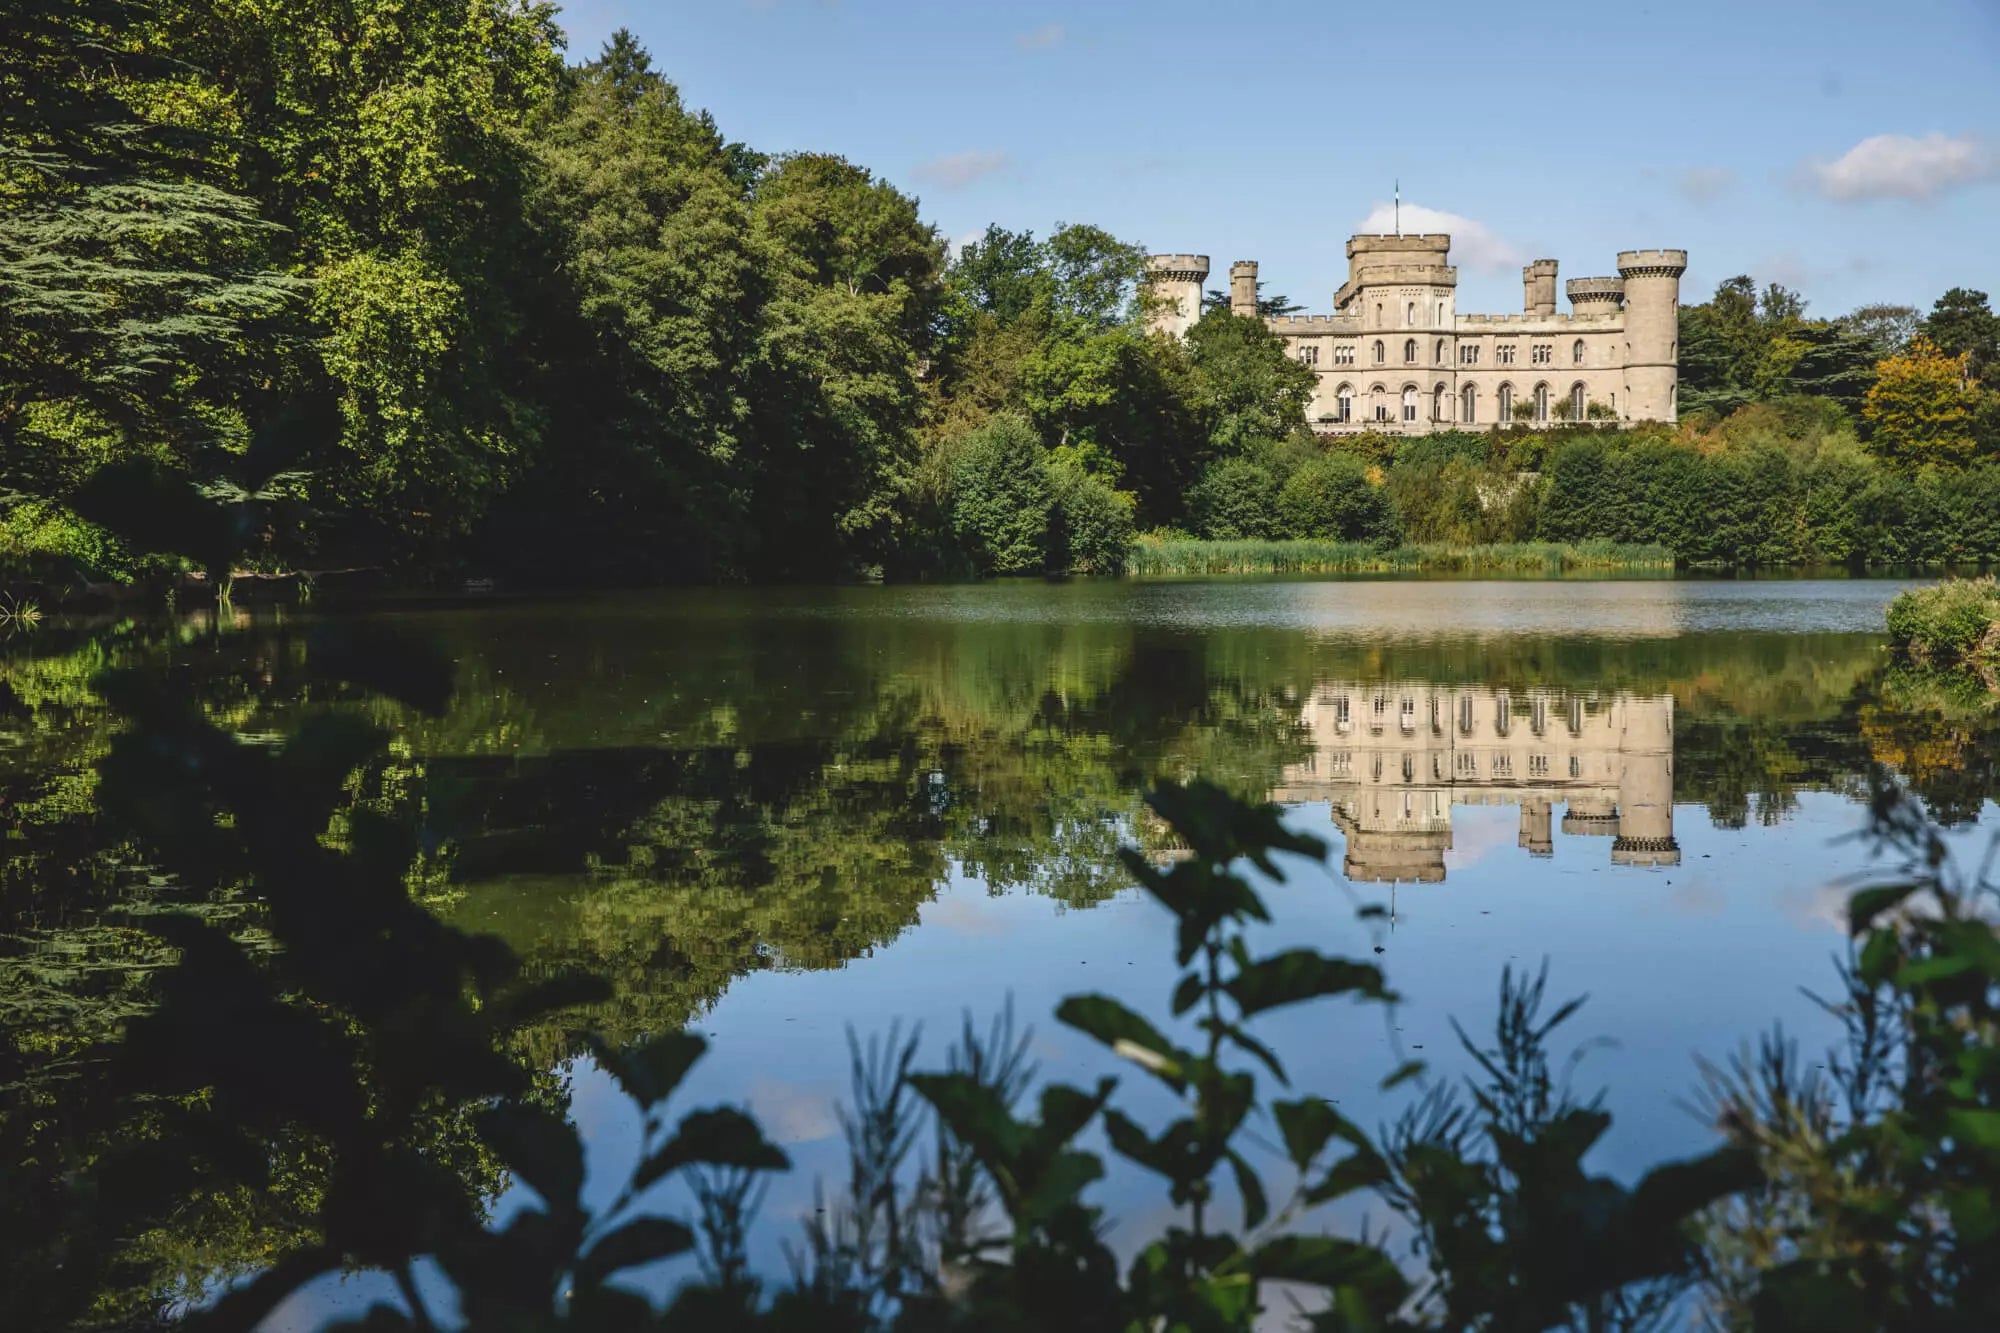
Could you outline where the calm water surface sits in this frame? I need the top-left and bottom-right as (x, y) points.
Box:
(6, 576), (1996, 1324)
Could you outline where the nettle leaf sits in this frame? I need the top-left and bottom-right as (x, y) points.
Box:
(1056, 994), (1189, 1091)
(1848, 882), (1920, 934)
(1272, 1097), (1368, 1171)
(1171, 970), (1205, 1016)
(478, 1103), (584, 1214)
(587, 1031), (706, 1110)
(634, 1107), (787, 1191)
(574, 1216), (695, 1286)
(1224, 950), (1392, 1017)
(1303, 1148), (1391, 1205)
(1250, 1235), (1409, 1307)
(1226, 1148), (1268, 1230)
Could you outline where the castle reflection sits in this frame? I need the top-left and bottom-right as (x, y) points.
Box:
(1273, 684), (1678, 882)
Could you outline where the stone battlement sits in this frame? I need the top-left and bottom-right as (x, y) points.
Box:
(1267, 314), (1358, 329)
(1523, 258), (1559, 276)
(1566, 276), (1626, 300)
(1617, 249), (1687, 276)
(1348, 233), (1452, 258)
(1146, 254), (1210, 277)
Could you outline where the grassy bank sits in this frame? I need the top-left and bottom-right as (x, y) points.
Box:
(1125, 538), (1676, 577)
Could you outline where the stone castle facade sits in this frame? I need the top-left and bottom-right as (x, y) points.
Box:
(1145, 235), (1687, 435)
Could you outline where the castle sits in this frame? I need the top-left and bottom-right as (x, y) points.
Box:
(1144, 235), (1687, 435)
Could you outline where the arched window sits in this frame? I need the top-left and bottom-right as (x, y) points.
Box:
(1406, 301), (1416, 325)
(1435, 338), (1446, 364)
(1335, 384), (1354, 423)
(1534, 383), (1550, 422)
(1371, 384), (1388, 421)
(1572, 339), (1586, 365)
(1403, 338), (1417, 364)
(1570, 383), (1586, 420)
(1461, 383), (1476, 423)
(1497, 383), (1514, 420)
(1402, 386), (1418, 422)
(1375, 302), (1383, 324)
(1433, 384), (1446, 420)
(1436, 301), (1446, 324)
(1373, 339), (1385, 365)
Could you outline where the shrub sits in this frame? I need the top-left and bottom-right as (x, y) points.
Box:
(950, 415), (1054, 575)
(1051, 466), (1136, 575)
(1276, 453), (1398, 541)
(1885, 577), (2000, 663)
(1188, 455), (1281, 540)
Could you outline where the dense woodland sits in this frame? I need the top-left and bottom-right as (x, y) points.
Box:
(6, 5), (2000, 591)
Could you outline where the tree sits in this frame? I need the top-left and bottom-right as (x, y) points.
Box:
(748, 152), (944, 575)
(1922, 287), (1999, 384)
(950, 414), (1054, 574)
(511, 30), (767, 580)
(1840, 303), (1921, 358)
(1182, 307), (1316, 454)
(0, 0), (308, 563)
(1863, 338), (1977, 469)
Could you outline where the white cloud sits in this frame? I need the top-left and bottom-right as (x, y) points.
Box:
(1803, 131), (1999, 201)
(1015, 23), (1065, 51)
(1677, 166), (1736, 205)
(911, 150), (1010, 190)
(1352, 201), (1525, 272)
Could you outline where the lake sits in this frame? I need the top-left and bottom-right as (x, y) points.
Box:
(5, 575), (1997, 1325)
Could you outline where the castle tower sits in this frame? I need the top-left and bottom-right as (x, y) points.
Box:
(1229, 261), (1259, 319)
(1143, 254), (1211, 340)
(1334, 234), (1456, 330)
(1612, 695), (1679, 867)
(1618, 249), (1688, 422)
(1566, 276), (1625, 318)
(1522, 259), (1559, 318)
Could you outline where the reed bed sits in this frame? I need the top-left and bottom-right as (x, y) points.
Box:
(1124, 538), (1675, 577)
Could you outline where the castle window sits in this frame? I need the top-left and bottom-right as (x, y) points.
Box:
(1437, 301), (1446, 324)
(1299, 344), (1319, 366)
(1570, 383), (1586, 420)
(1497, 344), (1517, 365)
(1458, 694), (1475, 734)
(1402, 386), (1418, 422)
(1497, 383), (1514, 419)
(1532, 343), (1553, 365)
(1572, 339), (1586, 365)
(1373, 340), (1385, 365)
(1334, 343), (1355, 365)
(1403, 339), (1417, 364)
(1570, 754), (1581, 778)
(1460, 344), (1480, 365)
(1534, 383), (1550, 422)
(1461, 383), (1476, 423)
(1406, 301), (1416, 325)
(1435, 338), (1446, 365)
(1433, 384), (1446, 420)
(1529, 753), (1549, 778)
(1457, 750), (1477, 778)
(1335, 386), (1353, 423)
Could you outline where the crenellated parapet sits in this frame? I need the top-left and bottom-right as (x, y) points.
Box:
(1146, 253), (1211, 283)
(1616, 249), (1688, 279)
(1566, 276), (1626, 308)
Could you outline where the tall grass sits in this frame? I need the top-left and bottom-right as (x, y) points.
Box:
(1124, 538), (1675, 577)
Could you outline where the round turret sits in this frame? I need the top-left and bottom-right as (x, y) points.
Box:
(1144, 254), (1211, 340)
(1566, 276), (1625, 317)
(1617, 250), (1687, 423)
(1230, 260), (1259, 319)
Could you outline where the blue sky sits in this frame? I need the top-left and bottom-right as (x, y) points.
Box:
(549, 0), (2000, 319)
